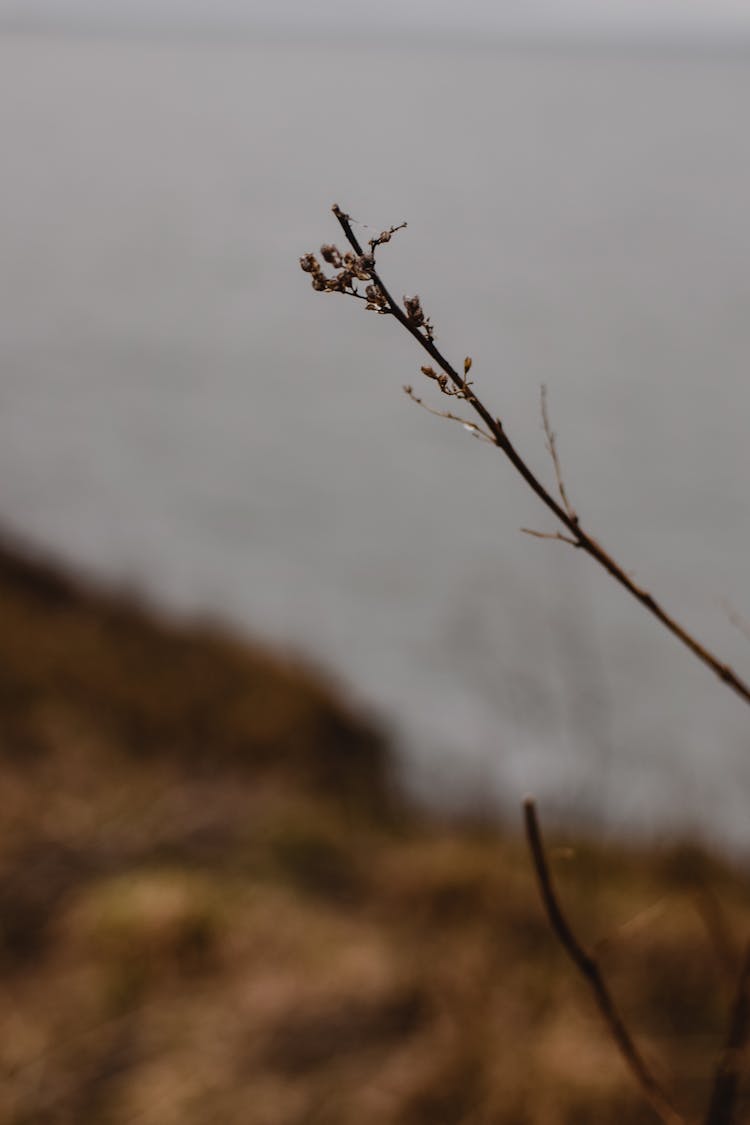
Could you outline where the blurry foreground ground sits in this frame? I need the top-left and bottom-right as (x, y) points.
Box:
(0, 536), (748, 1124)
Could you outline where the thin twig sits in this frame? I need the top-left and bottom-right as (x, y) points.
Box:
(403, 385), (495, 443)
(540, 384), (577, 522)
(522, 798), (685, 1125)
(303, 205), (750, 710)
(703, 941), (750, 1125)
(520, 527), (580, 548)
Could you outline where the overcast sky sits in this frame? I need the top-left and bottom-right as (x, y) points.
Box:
(4, 0), (750, 42)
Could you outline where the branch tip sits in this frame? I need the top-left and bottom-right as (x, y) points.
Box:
(302, 204), (750, 710)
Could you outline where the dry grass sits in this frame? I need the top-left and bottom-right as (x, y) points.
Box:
(0, 536), (749, 1123)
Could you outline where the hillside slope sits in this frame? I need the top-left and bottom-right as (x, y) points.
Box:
(0, 537), (748, 1124)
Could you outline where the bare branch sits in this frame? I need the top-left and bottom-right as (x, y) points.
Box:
(540, 384), (577, 522)
(703, 941), (750, 1125)
(300, 205), (750, 710)
(523, 798), (685, 1125)
(520, 527), (580, 548)
(368, 220), (407, 252)
(403, 385), (495, 443)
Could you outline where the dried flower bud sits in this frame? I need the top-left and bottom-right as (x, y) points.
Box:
(420, 365), (438, 380)
(299, 253), (319, 274)
(404, 295), (425, 327)
(464, 356), (473, 374)
(365, 284), (387, 309)
(369, 222), (406, 251)
(311, 276), (327, 291)
(320, 244), (341, 266)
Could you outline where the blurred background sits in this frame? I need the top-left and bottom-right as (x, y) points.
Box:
(2, 0), (750, 846)
(5, 5), (750, 1123)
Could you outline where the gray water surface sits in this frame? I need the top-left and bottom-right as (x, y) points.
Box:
(2, 35), (749, 846)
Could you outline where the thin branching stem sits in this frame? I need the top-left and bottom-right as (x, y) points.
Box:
(321, 204), (750, 709)
(403, 385), (495, 442)
(523, 798), (686, 1125)
(520, 527), (580, 548)
(302, 206), (750, 1123)
(540, 384), (577, 522)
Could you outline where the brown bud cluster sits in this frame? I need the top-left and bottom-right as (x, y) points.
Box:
(421, 364), (450, 392)
(320, 244), (342, 267)
(403, 295), (425, 327)
(301, 218), (406, 319)
(299, 252), (328, 291)
(368, 221), (407, 252)
(365, 284), (388, 311)
(418, 362), (476, 400)
(299, 244), (375, 295)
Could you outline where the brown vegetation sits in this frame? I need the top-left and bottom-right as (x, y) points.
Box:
(0, 536), (749, 1122)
